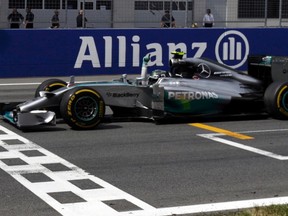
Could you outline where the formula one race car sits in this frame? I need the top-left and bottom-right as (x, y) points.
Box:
(1, 51), (288, 130)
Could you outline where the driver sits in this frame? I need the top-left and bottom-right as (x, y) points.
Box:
(169, 50), (199, 79)
(171, 65), (188, 78)
(170, 63), (200, 79)
(148, 69), (167, 85)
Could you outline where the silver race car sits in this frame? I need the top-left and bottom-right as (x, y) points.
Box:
(1, 51), (288, 130)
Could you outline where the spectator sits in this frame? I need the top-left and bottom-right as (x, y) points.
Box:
(203, 9), (214, 27)
(25, 8), (34, 28)
(51, 10), (60, 28)
(7, 8), (24, 29)
(161, 10), (175, 28)
(76, 10), (87, 28)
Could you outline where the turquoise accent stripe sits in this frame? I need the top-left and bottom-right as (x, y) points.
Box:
(3, 112), (16, 125)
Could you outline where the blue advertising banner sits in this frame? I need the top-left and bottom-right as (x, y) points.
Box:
(0, 28), (288, 78)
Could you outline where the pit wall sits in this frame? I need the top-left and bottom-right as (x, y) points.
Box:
(0, 28), (287, 78)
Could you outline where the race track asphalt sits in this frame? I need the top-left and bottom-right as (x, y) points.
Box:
(0, 76), (288, 216)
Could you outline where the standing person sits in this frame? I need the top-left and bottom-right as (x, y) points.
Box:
(51, 10), (60, 28)
(25, 8), (34, 28)
(76, 10), (87, 28)
(203, 9), (214, 27)
(7, 8), (24, 29)
(161, 10), (175, 28)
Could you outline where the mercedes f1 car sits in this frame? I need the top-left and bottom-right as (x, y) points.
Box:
(1, 51), (288, 130)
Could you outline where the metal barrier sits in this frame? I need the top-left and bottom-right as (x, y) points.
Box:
(1, 0), (288, 29)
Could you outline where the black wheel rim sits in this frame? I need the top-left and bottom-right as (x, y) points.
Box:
(74, 96), (98, 121)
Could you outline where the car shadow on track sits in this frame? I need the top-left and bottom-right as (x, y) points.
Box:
(4, 113), (271, 132)
(103, 113), (271, 126)
(156, 113), (271, 125)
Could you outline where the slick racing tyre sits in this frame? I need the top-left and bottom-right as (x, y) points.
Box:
(264, 81), (288, 119)
(60, 87), (105, 130)
(35, 79), (67, 97)
(34, 79), (67, 117)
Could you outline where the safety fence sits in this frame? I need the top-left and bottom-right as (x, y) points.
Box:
(1, 0), (288, 29)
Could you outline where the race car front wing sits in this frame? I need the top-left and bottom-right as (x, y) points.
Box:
(2, 110), (56, 129)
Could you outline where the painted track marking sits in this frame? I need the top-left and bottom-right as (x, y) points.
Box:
(1, 124), (288, 215)
(192, 124), (288, 160)
(0, 82), (41, 86)
(0, 125), (155, 216)
(198, 133), (288, 160)
(124, 196), (288, 216)
(190, 123), (254, 140)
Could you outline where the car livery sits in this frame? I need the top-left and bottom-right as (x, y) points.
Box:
(0, 52), (288, 130)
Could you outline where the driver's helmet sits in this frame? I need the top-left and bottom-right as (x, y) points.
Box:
(171, 50), (185, 60)
(148, 69), (167, 84)
(170, 50), (186, 67)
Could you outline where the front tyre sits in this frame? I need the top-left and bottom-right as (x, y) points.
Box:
(35, 79), (67, 97)
(60, 87), (105, 130)
(264, 81), (288, 119)
(34, 79), (67, 118)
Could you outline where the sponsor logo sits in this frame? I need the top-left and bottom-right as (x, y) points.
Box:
(74, 36), (208, 69)
(106, 92), (140, 98)
(74, 30), (249, 70)
(214, 71), (232, 77)
(168, 91), (218, 100)
(215, 30), (249, 69)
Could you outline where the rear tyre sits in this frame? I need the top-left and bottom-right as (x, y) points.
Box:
(35, 79), (67, 97)
(60, 87), (105, 130)
(264, 81), (288, 119)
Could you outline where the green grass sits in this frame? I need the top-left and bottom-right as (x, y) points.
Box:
(195, 205), (288, 216)
(239, 205), (288, 216)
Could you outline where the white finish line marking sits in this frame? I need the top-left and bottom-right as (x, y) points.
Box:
(0, 125), (288, 216)
(0, 125), (154, 216)
(198, 129), (288, 160)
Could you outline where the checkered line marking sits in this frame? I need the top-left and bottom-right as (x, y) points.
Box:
(0, 126), (155, 216)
